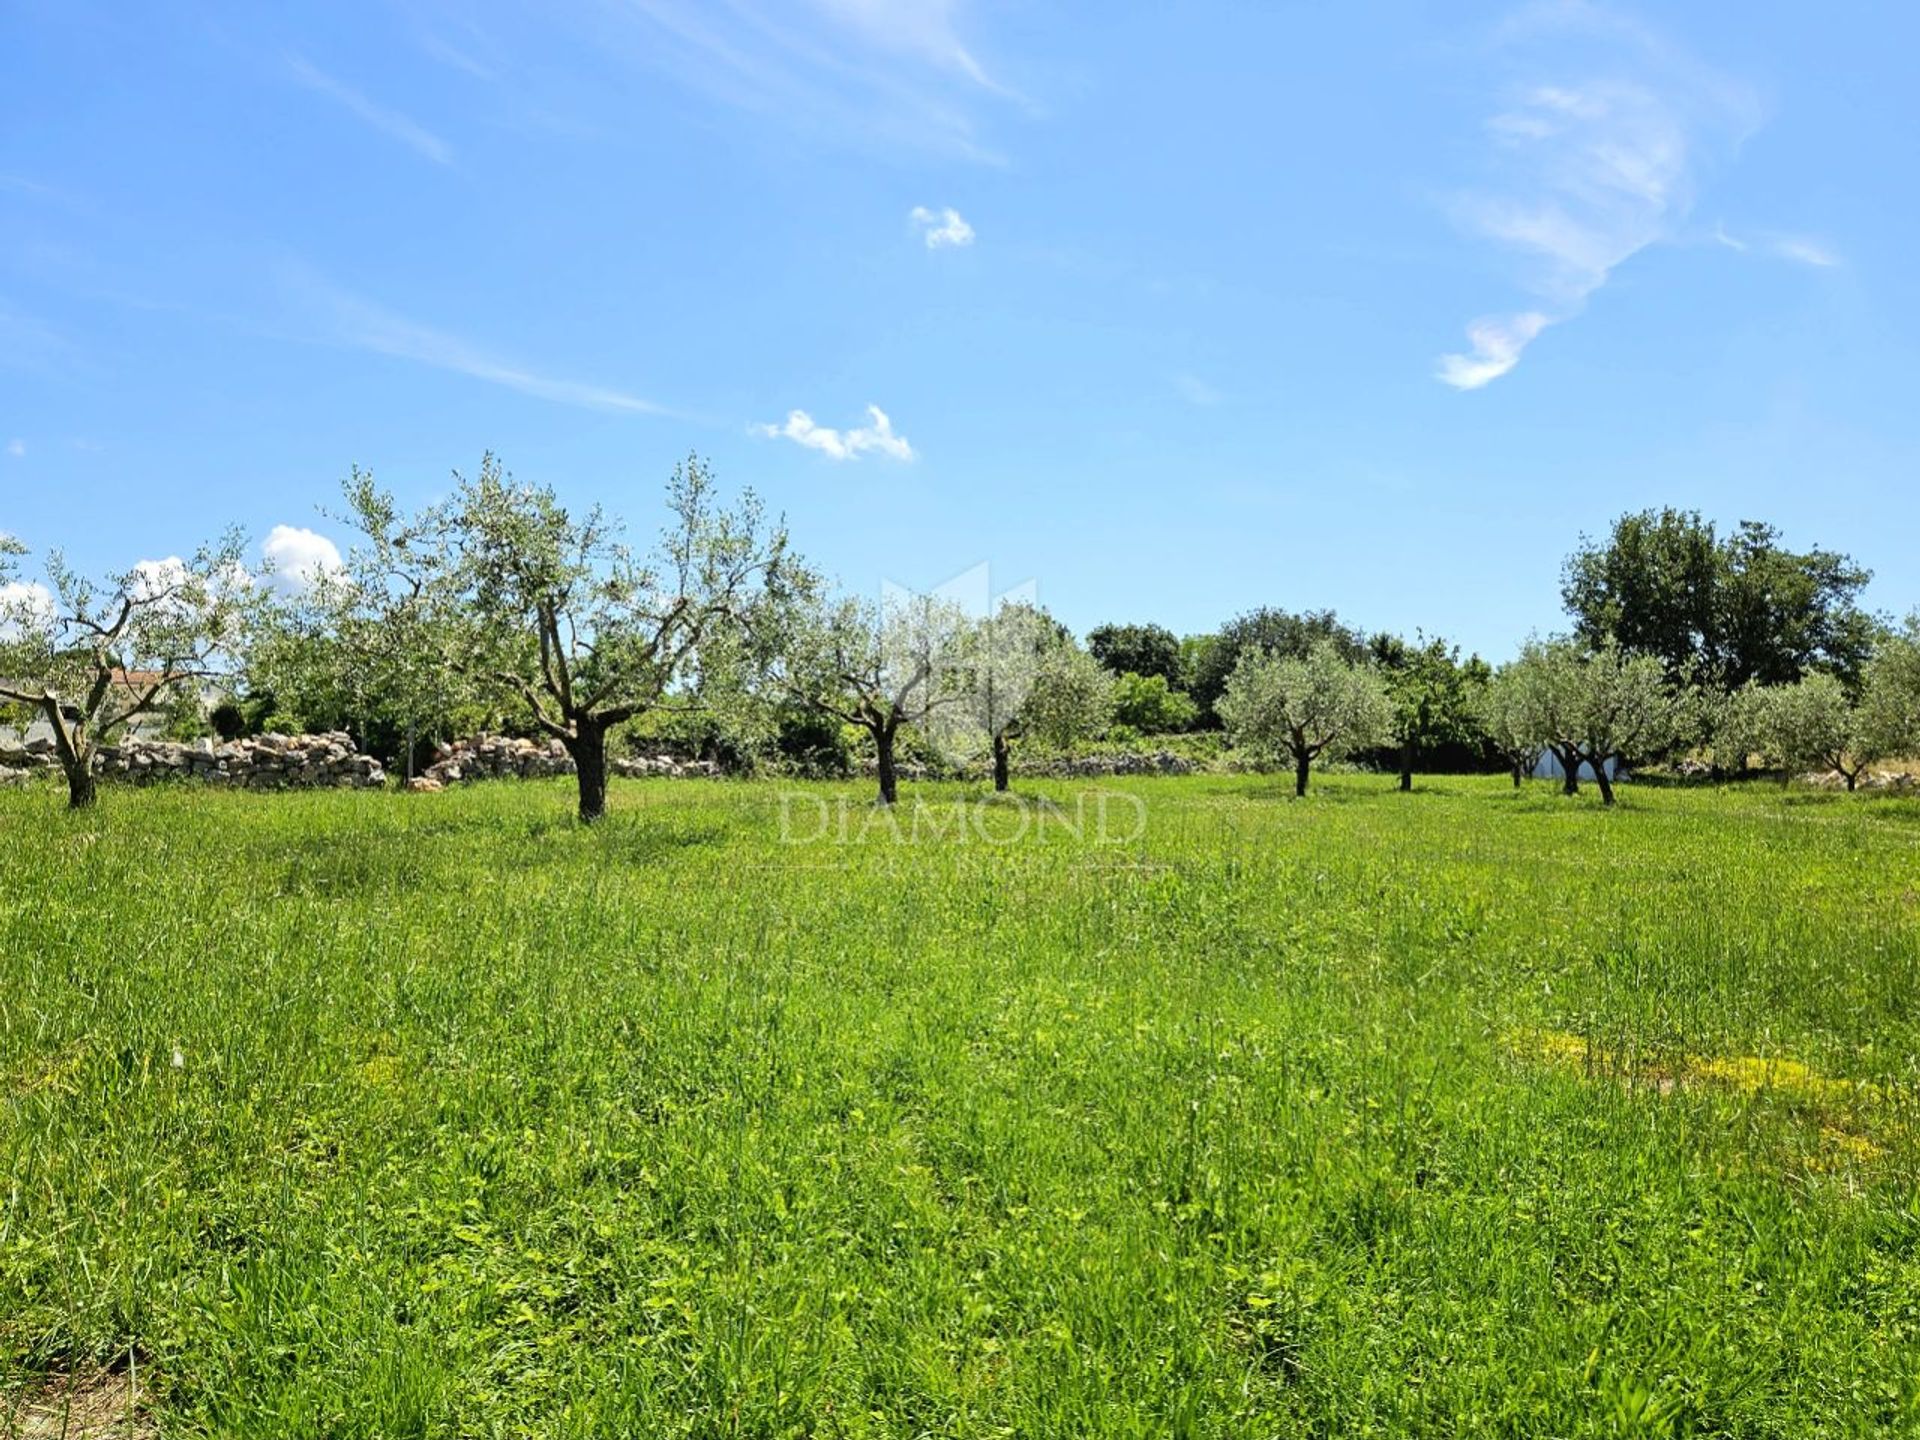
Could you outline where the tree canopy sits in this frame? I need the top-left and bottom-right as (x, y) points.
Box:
(1188, 607), (1366, 723)
(0, 532), (253, 808)
(1563, 509), (1875, 689)
(1217, 640), (1390, 796)
(1086, 622), (1183, 689)
(949, 604), (1113, 790)
(329, 453), (789, 820)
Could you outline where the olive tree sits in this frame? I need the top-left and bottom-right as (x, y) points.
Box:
(1555, 641), (1689, 804)
(1218, 639), (1391, 797)
(783, 589), (974, 805)
(1498, 640), (1686, 803)
(1861, 614), (1920, 760)
(1702, 682), (1771, 778)
(0, 532), (252, 808)
(948, 603), (1113, 791)
(1761, 672), (1883, 791)
(1371, 632), (1482, 791)
(1491, 642), (1586, 794)
(1476, 664), (1541, 786)
(250, 473), (477, 775)
(336, 453), (788, 822)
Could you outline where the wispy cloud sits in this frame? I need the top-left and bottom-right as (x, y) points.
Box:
(1767, 234), (1840, 268)
(1172, 374), (1223, 407)
(813, 0), (1008, 93)
(1435, 312), (1551, 391)
(0, 300), (78, 375)
(5, 439), (23, 459)
(909, 205), (975, 249)
(1716, 225), (1841, 268)
(287, 54), (453, 166)
(416, 32), (496, 82)
(755, 404), (915, 461)
(284, 266), (669, 415)
(614, 0), (1017, 161)
(1437, 7), (1760, 389)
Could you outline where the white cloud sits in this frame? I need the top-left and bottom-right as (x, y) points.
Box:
(0, 579), (55, 640)
(262, 525), (345, 595)
(1437, 12), (1759, 388)
(910, 205), (975, 249)
(130, 557), (191, 604)
(755, 404), (915, 461)
(284, 265), (669, 415)
(287, 54), (453, 165)
(1436, 312), (1552, 390)
(5, 439), (22, 458)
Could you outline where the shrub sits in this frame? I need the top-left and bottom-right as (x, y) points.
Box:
(1111, 672), (1198, 733)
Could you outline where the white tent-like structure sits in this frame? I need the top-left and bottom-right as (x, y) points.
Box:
(1530, 750), (1622, 782)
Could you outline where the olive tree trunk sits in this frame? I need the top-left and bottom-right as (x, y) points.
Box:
(992, 732), (1011, 793)
(1552, 744), (1580, 795)
(48, 717), (97, 811)
(1293, 748), (1312, 798)
(1593, 757), (1615, 806)
(874, 722), (899, 805)
(63, 758), (97, 811)
(1398, 738), (1414, 792)
(567, 720), (610, 823)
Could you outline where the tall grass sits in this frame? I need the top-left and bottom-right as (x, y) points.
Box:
(3, 775), (1918, 1435)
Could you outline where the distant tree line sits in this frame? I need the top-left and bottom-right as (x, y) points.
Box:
(6, 474), (1918, 816)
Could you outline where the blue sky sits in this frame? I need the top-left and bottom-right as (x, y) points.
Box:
(4, 0), (1916, 659)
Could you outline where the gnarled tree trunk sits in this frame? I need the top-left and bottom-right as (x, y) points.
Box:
(63, 758), (97, 811)
(46, 709), (97, 811)
(1552, 743), (1580, 795)
(874, 722), (899, 805)
(1293, 748), (1312, 798)
(1593, 756), (1615, 806)
(992, 732), (1011, 792)
(567, 720), (609, 823)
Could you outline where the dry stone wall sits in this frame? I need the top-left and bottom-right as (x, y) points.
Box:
(422, 735), (719, 786)
(0, 732), (384, 788)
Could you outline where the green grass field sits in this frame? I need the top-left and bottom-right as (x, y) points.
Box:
(4, 775), (1920, 1437)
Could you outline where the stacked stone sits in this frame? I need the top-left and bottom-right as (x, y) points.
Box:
(0, 736), (56, 772)
(424, 735), (574, 785)
(612, 754), (720, 779)
(0, 732), (384, 788)
(422, 735), (719, 785)
(1799, 769), (1919, 791)
(855, 750), (1197, 782)
(1040, 750), (1196, 778)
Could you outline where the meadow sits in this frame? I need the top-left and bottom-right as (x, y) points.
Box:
(4, 774), (1920, 1437)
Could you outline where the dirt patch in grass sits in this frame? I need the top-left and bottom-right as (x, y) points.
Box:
(2, 1369), (153, 1439)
